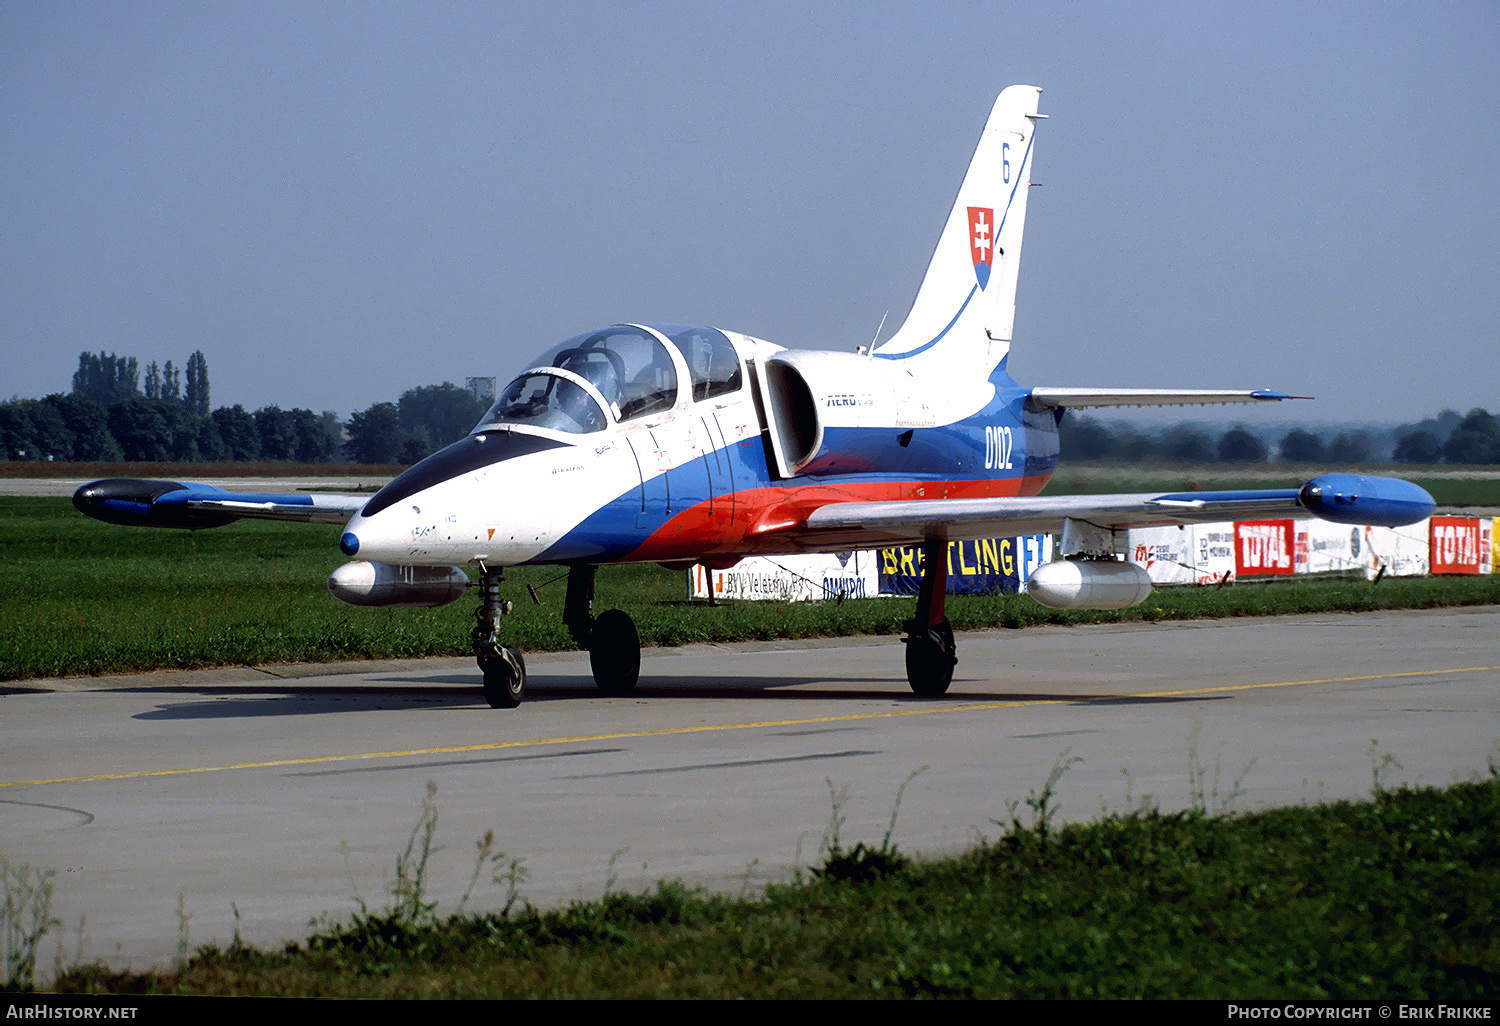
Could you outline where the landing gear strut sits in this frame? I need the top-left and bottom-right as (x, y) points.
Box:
(474, 567), (526, 708)
(904, 538), (956, 696)
(564, 565), (641, 695)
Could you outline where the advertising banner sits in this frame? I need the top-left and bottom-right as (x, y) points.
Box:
(1361, 522), (1432, 578)
(1294, 520), (1432, 579)
(1126, 525), (1236, 584)
(689, 551), (879, 602)
(1430, 516), (1483, 575)
(1235, 520), (1295, 576)
(877, 536), (1051, 596)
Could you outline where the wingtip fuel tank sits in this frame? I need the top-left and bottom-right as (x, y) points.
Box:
(72, 478), (241, 529)
(1297, 474), (1435, 528)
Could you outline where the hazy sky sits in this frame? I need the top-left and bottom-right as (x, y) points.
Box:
(4, 2), (1496, 426)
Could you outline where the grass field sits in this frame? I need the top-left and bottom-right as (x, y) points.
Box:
(4, 494), (1499, 682)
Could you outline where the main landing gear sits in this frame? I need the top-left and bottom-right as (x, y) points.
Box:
(476, 550), (950, 706)
(903, 538), (957, 696)
(564, 565), (640, 696)
(473, 564), (642, 708)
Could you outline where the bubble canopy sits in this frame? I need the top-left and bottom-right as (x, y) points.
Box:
(476, 324), (742, 435)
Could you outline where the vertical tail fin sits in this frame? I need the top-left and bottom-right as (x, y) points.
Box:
(873, 85), (1043, 374)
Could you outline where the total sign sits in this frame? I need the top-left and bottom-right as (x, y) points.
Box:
(1430, 516), (1489, 574)
(1235, 520), (1295, 576)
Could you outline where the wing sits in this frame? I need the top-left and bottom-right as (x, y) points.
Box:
(797, 474), (1433, 552)
(73, 478), (369, 529)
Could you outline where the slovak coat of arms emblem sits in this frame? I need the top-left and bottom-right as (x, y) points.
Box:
(967, 206), (994, 289)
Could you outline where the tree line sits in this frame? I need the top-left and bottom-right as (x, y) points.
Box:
(4, 350), (1494, 467)
(1061, 408), (1500, 465)
(0, 351), (488, 465)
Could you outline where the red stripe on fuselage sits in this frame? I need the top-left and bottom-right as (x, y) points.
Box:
(623, 473), (1053, 563)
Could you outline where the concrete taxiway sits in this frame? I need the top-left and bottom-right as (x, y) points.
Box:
(2, 606), (1496, 977)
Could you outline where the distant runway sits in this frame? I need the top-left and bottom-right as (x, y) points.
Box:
(3, 606), (1496, 976)
(2, 476), (384, 497)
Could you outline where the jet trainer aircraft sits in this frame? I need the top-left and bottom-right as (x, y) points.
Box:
(74, 86), (1434, 707)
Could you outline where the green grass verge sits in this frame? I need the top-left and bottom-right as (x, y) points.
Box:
(48, 773), (1500, 998)
(4, 496), (1499, 681)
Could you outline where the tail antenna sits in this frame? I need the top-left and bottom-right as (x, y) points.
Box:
(860, 310), (890, 357)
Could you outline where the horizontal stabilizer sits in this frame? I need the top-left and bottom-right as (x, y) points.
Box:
(1028, 388), (1306, 409)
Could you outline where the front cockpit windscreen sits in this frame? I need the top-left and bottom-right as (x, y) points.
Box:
(477, 325), (742, 435)
(547, 326), (680, 421)
(480, 373), (607, 434)
(481, 326), (682, 436)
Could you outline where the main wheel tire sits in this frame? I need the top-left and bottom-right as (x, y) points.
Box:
(905, 622), (956, 696)
(589, 608), (640, 695)
(481, 646), (526, 708)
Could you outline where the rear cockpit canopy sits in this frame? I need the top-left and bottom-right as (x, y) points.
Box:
(476, 324), (743, 435)
(658, 323), (743, 402)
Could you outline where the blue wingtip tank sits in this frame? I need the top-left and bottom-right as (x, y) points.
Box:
(1297, 474), (1436, 528)
(72, 478), (241, 530)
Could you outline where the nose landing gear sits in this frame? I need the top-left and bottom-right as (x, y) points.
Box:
(474, 567), (526, 708)
(474, 564), (643, 708)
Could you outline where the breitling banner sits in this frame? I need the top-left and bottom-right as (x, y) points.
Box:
(687, 537), (1051, 601)
(876, 536), (1052, 596)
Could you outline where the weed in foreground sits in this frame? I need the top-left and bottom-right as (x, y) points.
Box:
(1370, 738), (1407, 796)
(1186, 721), (1258, 815)
(995, 749), (1083, 850)
(309, 780), (530, 960)
(2, 854), (59, 991)
(810, 768), (926, 884)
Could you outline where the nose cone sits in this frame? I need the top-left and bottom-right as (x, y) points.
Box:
(337, 506), (415, 563)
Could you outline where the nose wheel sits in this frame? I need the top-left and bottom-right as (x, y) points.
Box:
(474, 568), (527, 708)
(479, 645), (526, 708)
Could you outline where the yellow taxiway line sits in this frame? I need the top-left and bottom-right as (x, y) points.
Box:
(4, 665), (1494, 790)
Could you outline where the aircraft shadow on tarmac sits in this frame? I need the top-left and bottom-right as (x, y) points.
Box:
(123, 674), (1225, 720)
